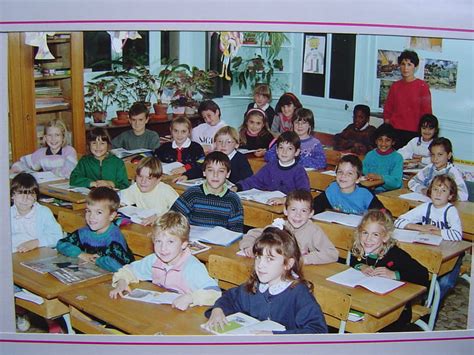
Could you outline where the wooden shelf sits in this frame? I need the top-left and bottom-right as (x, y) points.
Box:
(35, 74), (71, 81)
(46, 38), (70, 44)
(36, 103), (71, 114)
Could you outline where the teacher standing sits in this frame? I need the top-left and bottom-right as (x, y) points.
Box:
(383, 50), (432, 148)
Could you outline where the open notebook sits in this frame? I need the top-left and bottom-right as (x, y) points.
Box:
(312, 211), (362, 227)
(326, 268), (405, 295)
(123, 288), (180, 305)
(201, 312), (285, 335)
(118, 206), (156, 224)
(162, 162), (184, 175)
(393, 228), (443, 246)
(237, 188), (286, 205)
(399, 192), (431, 203)
(189, 225), (243, 247)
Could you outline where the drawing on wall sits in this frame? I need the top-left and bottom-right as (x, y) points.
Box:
(377, 50), (402, 80)
(379, 79), (394, 108)
(303, 35), (325, 74)
(424, 59), (458, 91)
(410, 37), (443, 52)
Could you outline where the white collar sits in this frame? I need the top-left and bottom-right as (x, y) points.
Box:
(279, 159), (295, 167)
(357, 122), (369, 131)
(228, 149), (237, 160)
(254, 103), (270, 111)
(12, 202), (37, 220)
(172, 138), (191, 149)
(258, 280), (293, 295)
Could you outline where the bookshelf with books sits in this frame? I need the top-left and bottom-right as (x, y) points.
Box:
(8, 32), (86, 162)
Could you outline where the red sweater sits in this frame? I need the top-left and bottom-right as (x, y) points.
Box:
(383, 79), (432, 132)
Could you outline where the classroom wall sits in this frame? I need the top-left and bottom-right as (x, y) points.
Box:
(84, 32), (473, 161)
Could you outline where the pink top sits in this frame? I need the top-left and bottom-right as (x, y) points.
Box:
(151, 248), (193, 294)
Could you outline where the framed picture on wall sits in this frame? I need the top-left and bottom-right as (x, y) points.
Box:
(303, 35), (326, 74)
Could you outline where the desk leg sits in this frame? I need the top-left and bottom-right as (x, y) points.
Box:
(63, 313), (75, 334)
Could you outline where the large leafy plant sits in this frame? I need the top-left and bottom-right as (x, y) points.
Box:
(84, 78), (116, 115)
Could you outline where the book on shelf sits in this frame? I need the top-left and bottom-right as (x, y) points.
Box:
(312, 211), (362, 227)
(118, 205), (156, 224)
(393, 228), (443, 246)
(201, 312), (285, 335)
(21, 254), (110, 285)
(123, 288), (180, 305)
(162, 161), (184, 175)
(398, 192), (431, 203)
(326, 268), (405, 295)
(237, 188), (286, 205)
(110, 148), (153, 159)
(189, 225), (243, 247)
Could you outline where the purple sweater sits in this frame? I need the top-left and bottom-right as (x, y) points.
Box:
(236, 160), (310, 194)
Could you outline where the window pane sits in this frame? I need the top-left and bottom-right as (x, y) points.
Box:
(123, 31), (149, 68)
(329, 34), (356, 101)
(83, 31), (111, 71)
(301, 33), (326, 97)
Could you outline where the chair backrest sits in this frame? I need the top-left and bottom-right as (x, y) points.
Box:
(397, 243), (442, 275)
(308, 171), (335, 192)
(313, 283), (351, 333)
(208, 254), (252, 290)
(57, 210), (86, 233)
(125, 161), (137, 181)
(314, 221), (353, 263)
(247, 156), (266, 174)
(378, 195), (410, 217)
(121, 224), (154, 259)
(324, 149), (342, 168)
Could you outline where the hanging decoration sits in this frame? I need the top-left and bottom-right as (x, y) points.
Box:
(218, 31), (243, 80)
(25, 32), (56, 60)
(107, 31), (142, 54)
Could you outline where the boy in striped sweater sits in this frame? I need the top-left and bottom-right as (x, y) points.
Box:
(171, 151), (244, 233)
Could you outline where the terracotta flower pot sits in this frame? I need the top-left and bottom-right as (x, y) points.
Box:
(153, 103), (168, 116)
(116, 110), (129, 120)
(92, 111), (107, 123)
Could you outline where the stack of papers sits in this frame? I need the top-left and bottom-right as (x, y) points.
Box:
(111, 148), (152, 159)
(312, 211), (362, 227)
(237, 188), (286, 205)
(49, 182), (90, 195)
(201, 312), (285, 335)
(393, 229), (443, 246)
(162, 162), (184, 175)
(327, 268), (405, 295)
(399, 192), (431, 203)
(118, 206), (156, 224)
(189, 225), (243, 247)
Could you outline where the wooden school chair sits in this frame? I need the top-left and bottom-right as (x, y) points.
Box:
(208, 254), (252, 290)
(313, 221), (353, 264)
(398, 243), (443, 331)
(308, 171), (335, 192)
(125, 161), (137, 181)
(313, 284), (351, 333)
(57, 210), (86, 233)
(377, 194), (410, 217)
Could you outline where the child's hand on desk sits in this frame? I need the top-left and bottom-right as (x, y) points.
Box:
(141, 214), (158, 226)
(173, 175), (188, 183)
(254, 149), (266, 157)
(230, 186), (238, 192)
(171, 166), (187, 175)
(267, 197), (286, 205)
(16, 239), (39, 253)
(109, 279), (131, 299)
(172, 294), (193, 311)
(242, 247), (254, 258)
(370, 267), (396, 280)
(95, 180), (116, 188)
(366, 173), (382, 181)
(205, 308), (228, 331)
(78, 252), (99, 263)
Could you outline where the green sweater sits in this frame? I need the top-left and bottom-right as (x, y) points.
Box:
(70, 153), (130, 189)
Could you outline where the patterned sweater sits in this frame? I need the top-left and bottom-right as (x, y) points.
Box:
(56, 224), (135, 272)
(171, 185), (244, 233)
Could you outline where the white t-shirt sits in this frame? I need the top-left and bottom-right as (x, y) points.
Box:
(191, 121), (227, 146)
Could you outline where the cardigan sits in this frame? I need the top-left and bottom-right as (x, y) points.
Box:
(10, 202), (63, 252)
(229, 151), (253, 184)
(362, 149), (403, 192)
(111, 129), (160, 151)
(408, 162), (468, 201)
(265, 136), (326, 170)
(69, 153), (130, 189)
(383, 79), (432, 132)
(205, 282), (328, 334)
(171, 185), (244, 233)
(56, 224), (135, 272)
(313, 182), (385, 215)
(240, 220), (338, 265)
(236, 160), (310, 194)
(394, 202), (463, 241)
(154, 140), (205, 180)
(12, 145), (77, 179)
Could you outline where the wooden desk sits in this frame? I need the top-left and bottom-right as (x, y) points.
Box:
(304, 263), (426, 333)
(379, 188), (474, 236)
(13, 248), (111, 332)
(39, 180), (87, 212)
(58, 281), (209, 335)
(308, 171), (384, 191)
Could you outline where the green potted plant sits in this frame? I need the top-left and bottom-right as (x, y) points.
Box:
(84, 78), (116, 123)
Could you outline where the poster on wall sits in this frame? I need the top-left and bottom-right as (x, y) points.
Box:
(377, 50), (402, 80)
(424, 59), (458, 92)
(379, 79), (394, 108)
(303, 35), (326, 74)
(410, 37), (443, 52)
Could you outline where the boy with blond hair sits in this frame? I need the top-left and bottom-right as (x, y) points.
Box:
(110, 211), (221, 310)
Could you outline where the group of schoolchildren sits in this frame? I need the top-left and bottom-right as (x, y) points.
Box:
(9, 49), (470, 334)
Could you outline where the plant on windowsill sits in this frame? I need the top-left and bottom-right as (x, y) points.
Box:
(84, 78), (116, 123)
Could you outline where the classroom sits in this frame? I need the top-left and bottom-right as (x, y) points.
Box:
(2, 1), (473, 349)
